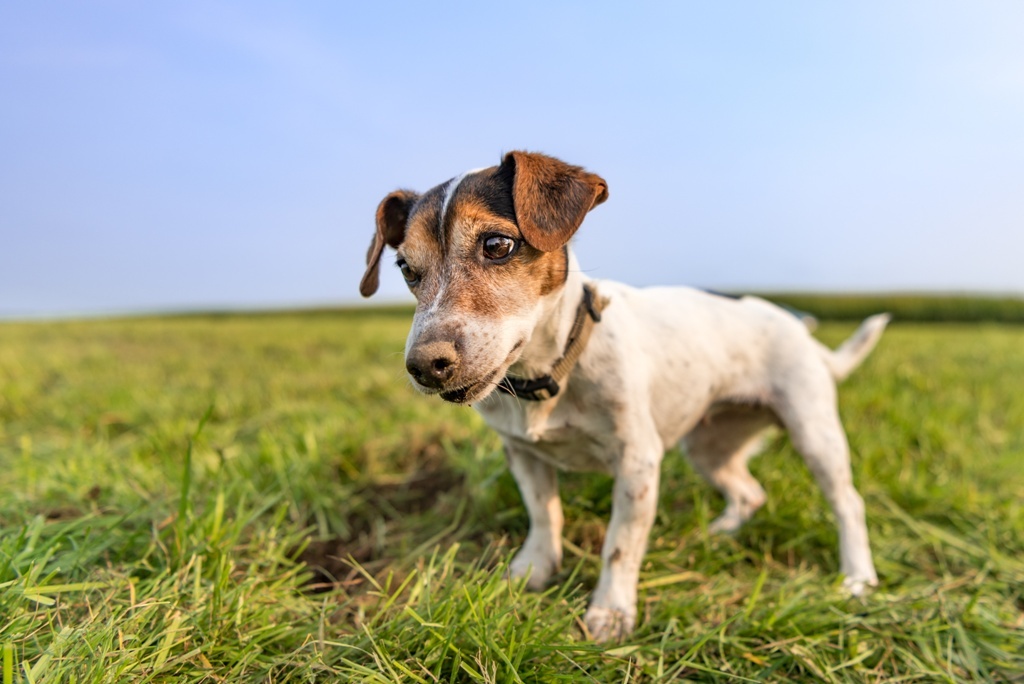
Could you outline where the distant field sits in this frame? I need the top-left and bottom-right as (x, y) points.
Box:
(759, 293), (1024, 323)
(1, 306), (1022, 681)
(187, 292), (1024, 325)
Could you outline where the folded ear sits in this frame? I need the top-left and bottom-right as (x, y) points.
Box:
(500, 151), (608, 252)
(360, 190), (419, 297)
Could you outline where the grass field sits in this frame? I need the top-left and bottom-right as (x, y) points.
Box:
(1, 306), (1023, 682)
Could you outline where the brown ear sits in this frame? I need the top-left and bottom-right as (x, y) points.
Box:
(500, 151), (608, 252)
(360, 190), (419, 297)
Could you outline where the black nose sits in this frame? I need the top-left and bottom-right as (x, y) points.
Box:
(406, 341), (459, 389)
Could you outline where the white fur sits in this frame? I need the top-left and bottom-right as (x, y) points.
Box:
(438, 167), (487, 240)
(464, 249), (889, 641)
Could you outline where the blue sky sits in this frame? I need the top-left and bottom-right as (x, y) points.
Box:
(2, 1), (1023, 317)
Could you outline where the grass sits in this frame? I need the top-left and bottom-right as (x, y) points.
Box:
(0, 307), (1022, 681)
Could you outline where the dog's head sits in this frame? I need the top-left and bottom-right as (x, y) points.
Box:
(360, 151), (608, 405)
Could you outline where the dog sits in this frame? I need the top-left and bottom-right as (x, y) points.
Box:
(360, 151), (889, 641)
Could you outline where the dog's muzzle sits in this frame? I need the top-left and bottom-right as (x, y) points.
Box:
(405, 340), (459, 390)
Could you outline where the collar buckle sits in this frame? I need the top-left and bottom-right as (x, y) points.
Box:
(499, 375), (560, 401)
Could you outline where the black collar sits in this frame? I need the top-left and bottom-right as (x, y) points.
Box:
(497, 284), (607, 401)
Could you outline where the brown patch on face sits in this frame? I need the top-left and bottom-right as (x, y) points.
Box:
(440, 194), (570, 319)
(394, 190), (445, 301)
(540, 246), (569, 296)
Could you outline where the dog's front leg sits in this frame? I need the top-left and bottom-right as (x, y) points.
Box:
(584, 438), (662, 642)
(505, 443), (563, 590)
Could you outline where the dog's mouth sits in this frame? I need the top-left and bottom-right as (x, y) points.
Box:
(440, 384), (473, 404)
(438, 376), (495, 405)
(437, 361), (516, 406)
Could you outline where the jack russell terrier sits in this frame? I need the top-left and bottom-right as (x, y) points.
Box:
(360, 151), (889, 641)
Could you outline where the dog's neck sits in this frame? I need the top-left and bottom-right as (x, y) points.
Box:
(509, 249), (589, 378)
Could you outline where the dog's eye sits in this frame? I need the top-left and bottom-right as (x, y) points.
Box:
(482, 235), (518, 262)
(396, 259), (419, 286)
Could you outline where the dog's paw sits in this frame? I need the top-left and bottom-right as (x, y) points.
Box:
(583, 605), (636, 643)
(508, 551), (557, 591)
(707, 491), (766, 535)
(707, 512), (744, 535)
(842, 573), (878, 598)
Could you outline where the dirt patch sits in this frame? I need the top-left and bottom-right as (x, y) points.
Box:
(298, 538), (377, 592)
(43, 506), (83, 521)
(298, 458), (465, 592)
(39, 485), (102, 521)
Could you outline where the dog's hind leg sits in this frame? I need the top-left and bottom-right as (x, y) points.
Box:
(505, 443), (563, 591)
(683, 405), (779, 534)
(773, 376), (878, 595)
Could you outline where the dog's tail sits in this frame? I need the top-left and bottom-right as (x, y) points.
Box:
(817, 313), (891, 382)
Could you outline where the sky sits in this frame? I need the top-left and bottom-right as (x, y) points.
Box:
(2, 1), (1023, 318)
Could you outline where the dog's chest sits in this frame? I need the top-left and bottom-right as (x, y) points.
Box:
(476, 395), (620, 473)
